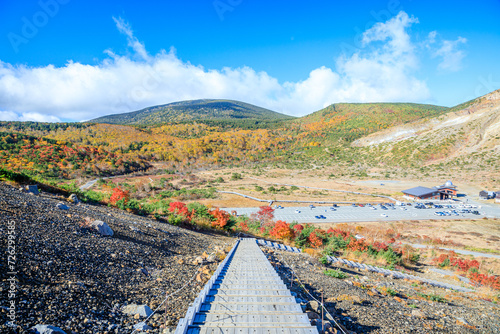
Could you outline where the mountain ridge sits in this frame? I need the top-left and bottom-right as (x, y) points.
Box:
(90, 99), (294, 125)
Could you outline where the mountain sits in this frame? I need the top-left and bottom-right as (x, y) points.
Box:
(351, 89), (500, 167)
(90, 99), (294, 125)
(292, 102), (449, 144)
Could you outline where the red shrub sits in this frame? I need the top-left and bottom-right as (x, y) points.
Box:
(308, 230), (324, 248)
(346, 239), (368, 252)
(168, 201), (190, 217)
(469, 272), (500, 290)
(432, 254), (480, 272)
(371, 241), (389, 252)
(326, 228), (350, 239)
(293, 224), (304, 237)
(109, 187), (130, 205)
(256, 206), (275, 222)
(210, 208), (230, 229)
(237, 221), (249, 232)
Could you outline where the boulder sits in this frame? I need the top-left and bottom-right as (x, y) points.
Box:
(90, 220), (114, 236)
(306, 300), (321, 313)
(27, 185), (39, 195)
(31, 325), (66, 334)
(133, 322), (152, 331)
(67, 194), (79, 204)
(56, 202), (69, 210)
(307, 311), (320, 320)
(122, 304), (153, 317)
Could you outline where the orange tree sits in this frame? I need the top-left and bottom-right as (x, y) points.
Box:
(269, 220), (294, 241)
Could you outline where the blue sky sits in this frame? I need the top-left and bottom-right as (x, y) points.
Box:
(0, 0), (499, 122)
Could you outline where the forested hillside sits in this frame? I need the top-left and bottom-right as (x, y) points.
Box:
(2, 94), (498, 183)
(90, 99), (294, 125)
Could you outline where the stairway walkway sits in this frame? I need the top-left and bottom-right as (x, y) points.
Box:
(176, 238), (318, 334)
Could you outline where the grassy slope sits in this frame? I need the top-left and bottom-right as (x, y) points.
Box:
(291, 102), (449, 145)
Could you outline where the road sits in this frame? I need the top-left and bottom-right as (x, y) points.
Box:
(223, 204), (500, 224)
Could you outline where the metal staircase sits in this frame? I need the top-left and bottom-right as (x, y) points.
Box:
(175, 238), (318, 334)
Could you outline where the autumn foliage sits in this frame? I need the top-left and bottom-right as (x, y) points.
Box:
(210, 208), (230, 229)
(432, 254), (480, 272)
(269, 220), (294, 240)
(308, 230), (324, 248)
(168, 201), (193, 218)
(109, 187), (130, 205)
(256, 206), (274, 222)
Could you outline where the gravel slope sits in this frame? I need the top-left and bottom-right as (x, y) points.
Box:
(0, 182), (232, 333)
(265, 248), (500, 333)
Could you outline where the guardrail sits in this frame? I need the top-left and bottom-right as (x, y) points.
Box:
(174, 239), (241, 334)
(257, 239), (474, 293)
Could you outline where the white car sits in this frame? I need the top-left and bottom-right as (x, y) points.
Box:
(370, 207), (377, 210)
(295, 209), (301, 213)
(380, 213), (388, 217)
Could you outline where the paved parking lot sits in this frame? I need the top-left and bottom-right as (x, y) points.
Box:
(223, 203), (500, 224)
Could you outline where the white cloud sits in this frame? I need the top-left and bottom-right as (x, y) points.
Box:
(427, 32), (467, 72)
(0, 12), (440, 121)
(0, 110), (61, 122)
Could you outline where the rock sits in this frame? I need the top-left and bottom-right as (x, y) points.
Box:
(133, 322), (152, 331)
(122, 304), (153, 318)
(19, 187), (26, 192)
(31, 324), (66, 334)
(178, 259), (185, 265)
(193, 256), (205, 265)
(67, 194), (79, 204)
(351, 295), (362, 304)
(455, 317), (470, 326)
(56, 202), (69, 210)
(411, 309), (425, 318)
(90, 220), (114, 236)
(306, 300), (321, 313)
(307, 311), (320, 319)
(27, 185), (39, 195)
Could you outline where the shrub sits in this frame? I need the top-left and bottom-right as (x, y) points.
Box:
(256, 206), (274, 222)
(187, 202), (212, 220)
(109, 187), (130, 206)
(269, 220), (294, 241)
(295, 224), (315, 248)
(231, 172), (242, 180)
(210, 208), (230, 229)
(418, 293), (447, 303)
(385, 288), (397, 296)
(324, 269), (347, 279)
(308, 231), (324, 248)
(168, 201), (191, 218)
(468, 272), (500, 290)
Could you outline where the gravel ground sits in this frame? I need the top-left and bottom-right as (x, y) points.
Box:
(0, 182), (233, 333)
(264, 248), (500, 334)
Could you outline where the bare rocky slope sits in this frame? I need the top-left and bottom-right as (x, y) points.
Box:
(352, 89), (500, 166)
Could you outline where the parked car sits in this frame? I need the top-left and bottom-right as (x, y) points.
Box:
(295, 209), (301, 213)
(380, 213), (388, 217)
